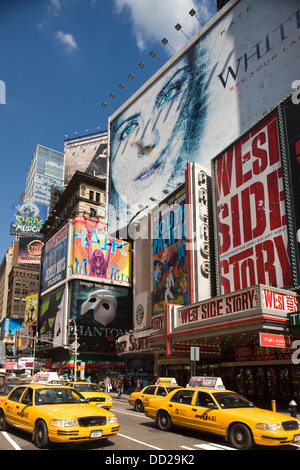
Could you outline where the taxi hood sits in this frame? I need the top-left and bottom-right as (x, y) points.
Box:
(224, 406), (298, 423)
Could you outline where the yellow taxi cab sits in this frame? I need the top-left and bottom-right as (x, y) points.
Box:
(144, 376), (300, 450)
(0, 383), (119, 449)
(66, 382), (113, 410)
(129, 378), (182, 412)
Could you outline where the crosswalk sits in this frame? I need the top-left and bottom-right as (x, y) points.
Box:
(181, 442), (236, 451)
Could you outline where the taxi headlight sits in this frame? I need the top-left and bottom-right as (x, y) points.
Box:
(107, 416), (117, 424)
(50, 419), (77, 427)
(255, 423), (282, 431)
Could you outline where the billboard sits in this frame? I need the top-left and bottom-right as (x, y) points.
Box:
(25, 294), (38, 324)
(213, 112), (292, 294)
(42, 223), (69, 292)
(64, 133), (107, 185)
(108, 0), (300, 228)
(39, 287), (65, 348)
(10, 201), (47, 237)
(283, 98), (300, 275)
(18, 237), (44, 264)
(70, 216), (132, 285)
(152, 186), (187, 317)
(69, 279), (133, 348)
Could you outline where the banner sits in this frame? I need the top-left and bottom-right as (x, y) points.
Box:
(69, 279), (132, 348)
(108, 0), (300, 230)
(152, 187), (187, 316)
(18, 237), (44, 264)
(42, 223), (69, 292)
(10, 201), (47, 237)
(70, 216), (132, 285)
(213, 113), (291, 294)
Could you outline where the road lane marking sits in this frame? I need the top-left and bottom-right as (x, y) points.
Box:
(118, 433), (163, 450)
(111, 408), (150, 419)
(1, 432), (22, 450)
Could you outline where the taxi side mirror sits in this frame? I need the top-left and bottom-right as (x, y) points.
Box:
(206, 402), (217, 409)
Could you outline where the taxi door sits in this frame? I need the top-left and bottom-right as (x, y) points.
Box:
(140, 386), (156, 409)
(4, 386), (28, 426)
(187, 391), (221, 434)
(14, 387), (34, 432)
(168, 390), (196, 428)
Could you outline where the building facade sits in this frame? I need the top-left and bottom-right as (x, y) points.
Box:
(25, 144), (64, 209)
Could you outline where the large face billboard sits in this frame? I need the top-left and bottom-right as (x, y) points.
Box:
(213, 112), (292, 294)
(108, 0), (300, 227)
(69, 280), (132, 348)
(70, 216), (132, 285)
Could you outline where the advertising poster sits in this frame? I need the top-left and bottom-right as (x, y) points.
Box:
(18, 237), (44, 264)
(10, 201), (47, 237)
(108, 0), (300, 228)
(64, 133), (107, 185)
(42, 223), (69, 292)
(25, 294), (38, 324)
(69, 279), (133, 348)
(40, 287), (65, 348)
(213, 112), (292, 294)
(152, 186), (187, 316)
(70, 216), (132, 285)
(283, 98), (300, 271)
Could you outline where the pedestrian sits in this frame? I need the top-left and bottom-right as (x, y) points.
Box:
(117, 378), (123, 398)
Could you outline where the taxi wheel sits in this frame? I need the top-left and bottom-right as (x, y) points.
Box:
(0, 410), (7, 431)
(34, 420), (51, 449)
(157, 411), (172, 432)
(228, 423), (253, 450)
(135, 400), (144, 412)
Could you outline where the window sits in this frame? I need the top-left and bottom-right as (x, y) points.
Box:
(170, 389), (195, 405)
(195, 391), (215, 407)
(89, 190), (94, 200)
(9, 386), (27, 402)
(156, 386), (167, 397)
(143, 386), (156, 395)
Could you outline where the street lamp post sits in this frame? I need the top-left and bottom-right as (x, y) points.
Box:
(69, 318), (78, 381)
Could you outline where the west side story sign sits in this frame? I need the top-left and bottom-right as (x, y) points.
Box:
(174, 285), (299, 329)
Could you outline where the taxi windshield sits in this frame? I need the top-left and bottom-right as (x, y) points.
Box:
(213, 392), (255, 409)
(35, 388), (87, 405)
(73, 383), (101, 393)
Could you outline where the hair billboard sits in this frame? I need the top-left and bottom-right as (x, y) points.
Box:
(212, 112), (292, 294)
(108, 0), (300, 229)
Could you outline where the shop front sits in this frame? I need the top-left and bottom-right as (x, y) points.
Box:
(147, 284), (300, 406)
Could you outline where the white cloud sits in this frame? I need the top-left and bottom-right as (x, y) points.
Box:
(114, 0), (216, 55)
(55, 30), (78, 51)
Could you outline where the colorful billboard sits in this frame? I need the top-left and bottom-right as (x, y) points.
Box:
(39, 287), (65, 348)
(64, 133), (107, 185)
(10, 201), (47, 237)
(42, 223), (69, 292)
(108, 0), (300, 230)
(70, 216), (132, 285)
(25, 294), (38, 324)
(213, 112), (292, 294)
(69, 279), (133, 348)
(152, 186), (187, 316)
(18, 237), (44, 264)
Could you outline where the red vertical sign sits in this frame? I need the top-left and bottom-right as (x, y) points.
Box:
(214, 113), (291, 294)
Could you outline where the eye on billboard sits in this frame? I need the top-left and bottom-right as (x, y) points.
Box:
(212, 112), (292, 294)
(70, 216), (132, 285)
(108, 0), (300, 229)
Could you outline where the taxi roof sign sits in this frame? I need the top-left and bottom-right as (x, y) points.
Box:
(155, 377), (178, 386)
(188, 376), (225, 390)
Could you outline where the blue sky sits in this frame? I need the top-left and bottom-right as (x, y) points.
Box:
(0, 0), (217, 261)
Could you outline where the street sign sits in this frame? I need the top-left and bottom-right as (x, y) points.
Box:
(190, 346), (200, 361)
